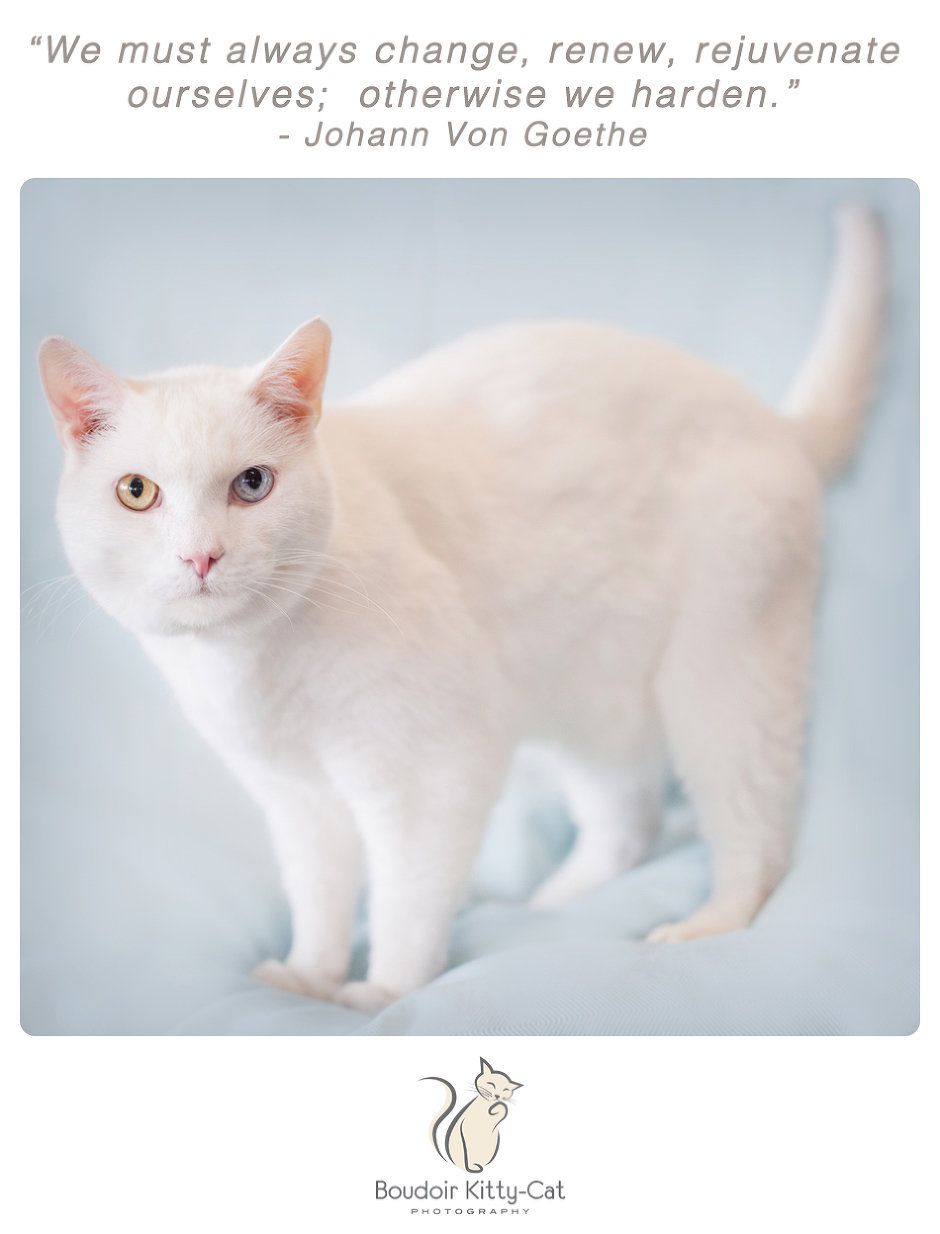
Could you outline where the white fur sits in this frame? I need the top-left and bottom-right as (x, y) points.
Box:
(39, 211), (886, 1012)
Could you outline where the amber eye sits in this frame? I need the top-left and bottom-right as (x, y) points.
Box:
(117, 474), (159, 511)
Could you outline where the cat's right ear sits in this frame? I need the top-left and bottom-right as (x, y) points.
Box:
(37, 337), (130, 451)
(250, 318), (332, 431)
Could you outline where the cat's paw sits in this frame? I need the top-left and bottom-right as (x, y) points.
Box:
(252, 959), (341, 1001)
(646, 921), (697, 943)
(646, 898), (756, 943)
(334, 981), (399, 1015)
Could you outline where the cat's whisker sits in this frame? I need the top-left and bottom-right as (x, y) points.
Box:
(37, 585), (95, 639)
(24, 586), (77, 629)
(21, 572), (77, 601)
(306, 582), (392, 613)
(65, 600), (105, 647)
(246, 586), (295, 630)
(258, 582), (325, 614)
(40, 579), (83, 619)
(307, 586), (404, 637)
(22, 574), (80, 621)
(279, 546), (375, 564)
(275, 563), (373, 604)
(270, 594), (355, 622)
(275, 550), (378, 602)
(264, 581), (404, 638)
(275, 556), (378, 605)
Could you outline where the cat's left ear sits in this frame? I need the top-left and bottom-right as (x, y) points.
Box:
(250, 318), (331, 430)
(480, 1058), (494, 1076)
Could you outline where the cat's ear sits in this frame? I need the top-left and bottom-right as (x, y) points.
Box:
(250, 318), (331, 430)
(37, 336), (131, 450)
(479, 1058), (493, 1076)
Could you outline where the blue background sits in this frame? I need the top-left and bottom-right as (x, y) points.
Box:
(21, 179), (918, 1034)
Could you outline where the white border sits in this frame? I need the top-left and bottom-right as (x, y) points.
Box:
(6, 2), (933, 1231)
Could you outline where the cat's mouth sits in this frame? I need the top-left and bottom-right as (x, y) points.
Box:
(176, 576), (217, 602)
(128, 565), (283, 636)
(157, 575), (249, 631)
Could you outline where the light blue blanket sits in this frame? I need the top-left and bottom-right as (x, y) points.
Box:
(20, 179), (918, 1035)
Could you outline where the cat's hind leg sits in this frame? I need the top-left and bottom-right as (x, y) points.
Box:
(647, 456), (819, 942)
(528, 753), (665, 911)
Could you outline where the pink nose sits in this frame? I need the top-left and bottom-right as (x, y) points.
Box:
(182, 553), (220, 580)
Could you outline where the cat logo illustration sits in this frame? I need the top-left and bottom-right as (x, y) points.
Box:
(422, 1059), (523, 1173)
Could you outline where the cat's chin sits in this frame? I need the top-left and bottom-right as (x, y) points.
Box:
(107, 591), (270, 638)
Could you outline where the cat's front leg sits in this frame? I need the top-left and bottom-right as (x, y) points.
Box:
(332, 762), (506, 1015)
(251, 775), (362, 1002)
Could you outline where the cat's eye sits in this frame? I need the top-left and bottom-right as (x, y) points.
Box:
(116, 474), (159, 511)
(231, 466), (275, 504)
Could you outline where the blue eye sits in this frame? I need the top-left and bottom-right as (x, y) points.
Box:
(232, 466), (274, 503)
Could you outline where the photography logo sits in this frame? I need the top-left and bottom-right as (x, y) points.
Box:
(422, 1057), (523, 1174)
(374, 1058), (565, 1212)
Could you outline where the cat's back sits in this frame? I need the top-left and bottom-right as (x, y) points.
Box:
(339, 319), (759, 434)
(327, 319), (808, 514)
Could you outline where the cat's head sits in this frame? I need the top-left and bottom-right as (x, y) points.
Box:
(38, 320), (334, 637)
(475, 1058), (522, 1103)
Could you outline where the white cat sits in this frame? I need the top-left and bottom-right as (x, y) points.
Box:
(38, 209), (886, 1015)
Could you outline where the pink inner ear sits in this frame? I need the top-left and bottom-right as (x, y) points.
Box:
(38, 337), (127, 446)
(250, 319), (331, 426)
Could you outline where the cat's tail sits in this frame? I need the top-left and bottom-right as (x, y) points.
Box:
(422, 1077), (457, 1163)
(780, 206), (888, 480)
